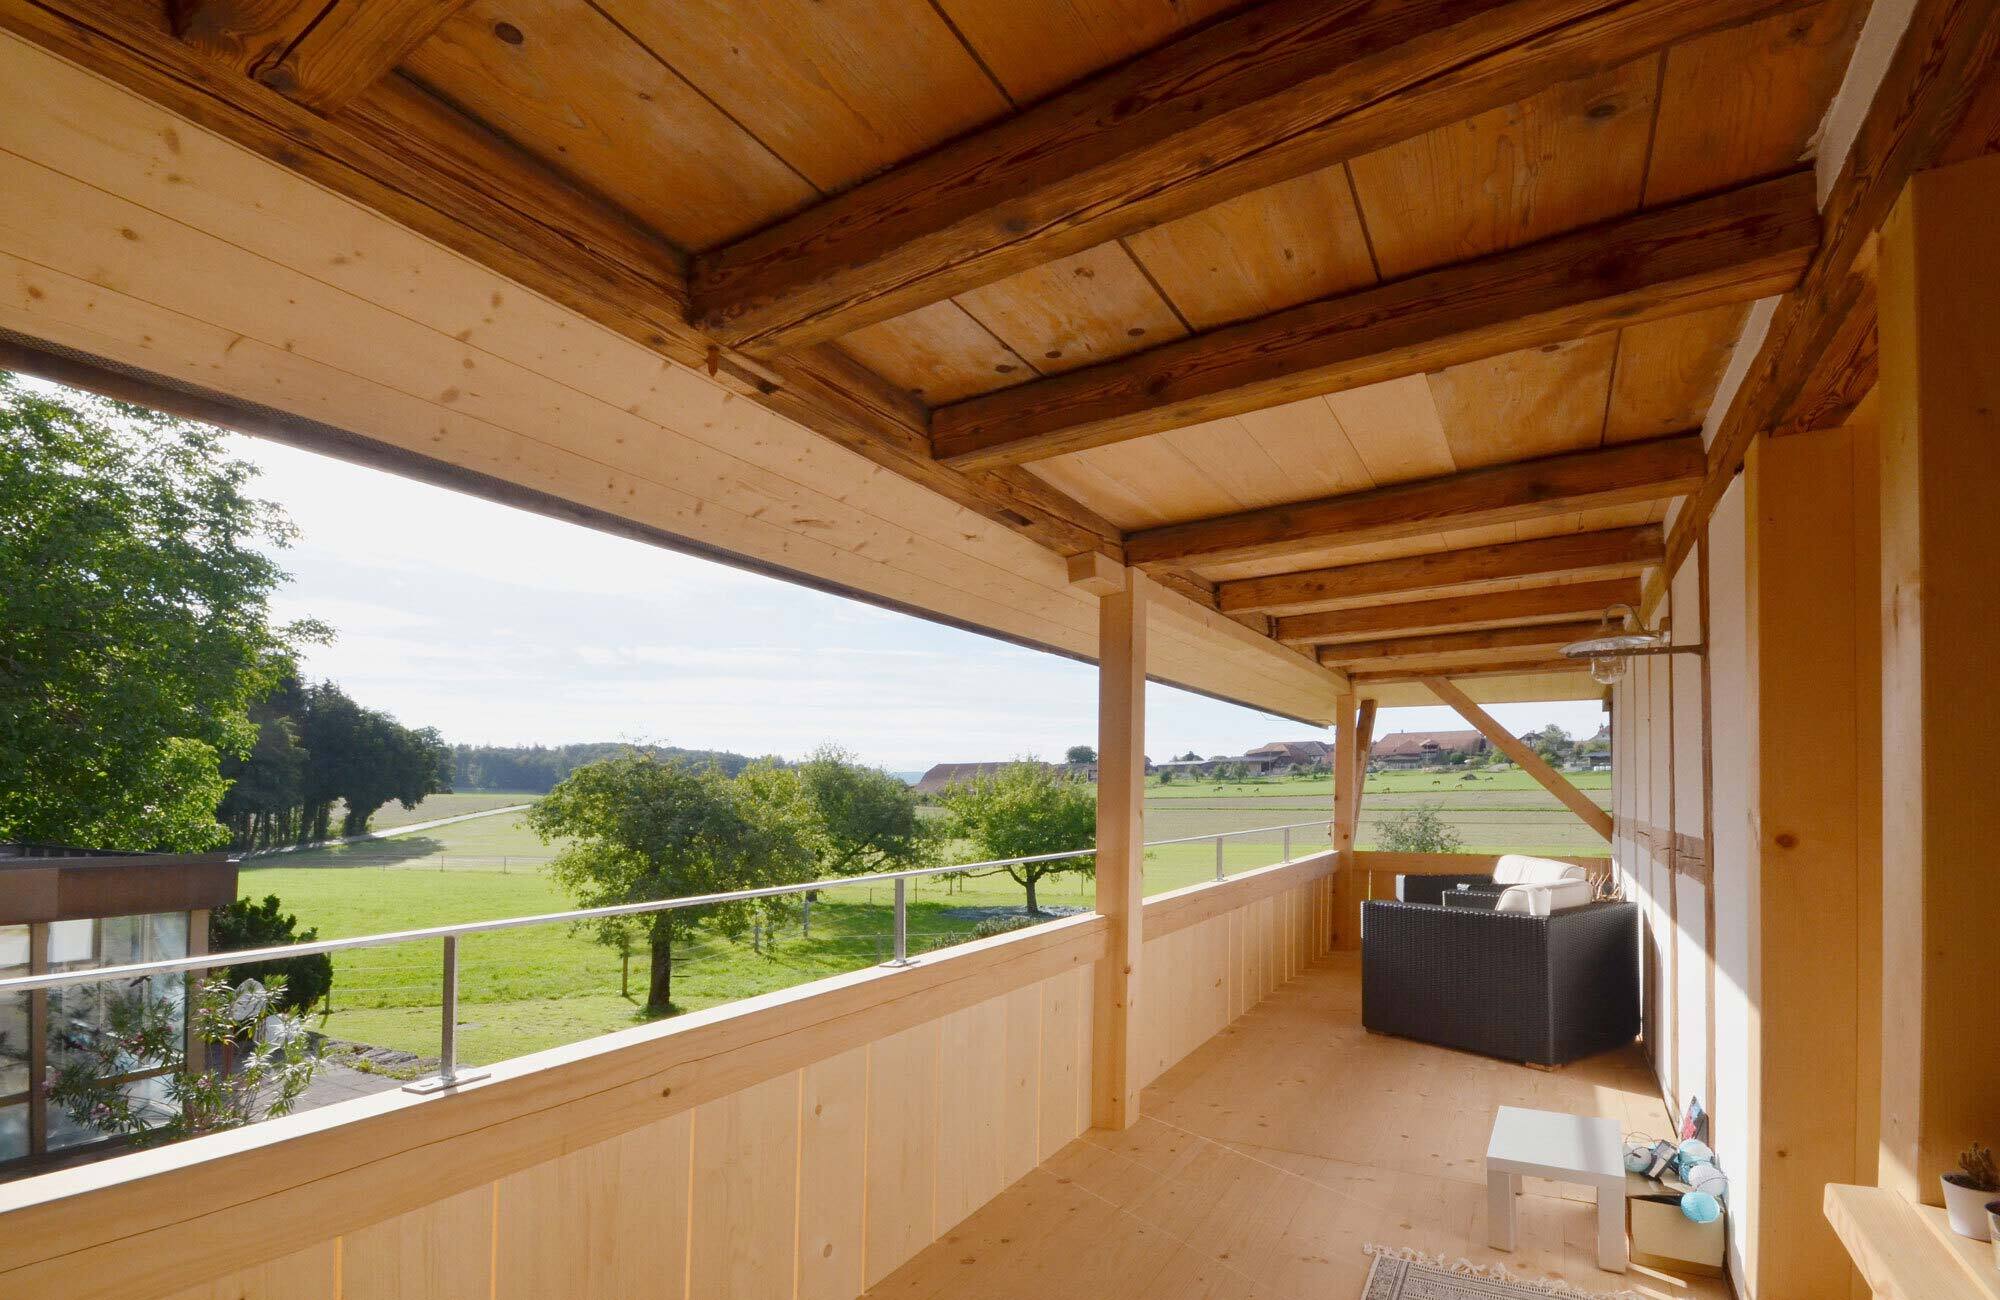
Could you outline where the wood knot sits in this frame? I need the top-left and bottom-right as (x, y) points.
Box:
(1774, 832), (1798, 850)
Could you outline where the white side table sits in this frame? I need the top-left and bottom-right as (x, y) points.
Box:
(1485, 1105), (1628, 1273)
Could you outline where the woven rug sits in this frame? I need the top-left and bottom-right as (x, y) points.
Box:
(1361, 1245), (1644, 1300)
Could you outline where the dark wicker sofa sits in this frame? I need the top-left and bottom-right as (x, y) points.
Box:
(1360, 899), (1640, 1067)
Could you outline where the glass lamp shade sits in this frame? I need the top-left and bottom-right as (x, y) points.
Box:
(1590, 655), (1627, 685)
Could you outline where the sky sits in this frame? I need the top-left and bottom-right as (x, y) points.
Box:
(229, 434), (1606, 772)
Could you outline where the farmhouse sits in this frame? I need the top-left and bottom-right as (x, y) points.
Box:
(1370, 730), (1490, 769)
(0, 4), (1992, 1300)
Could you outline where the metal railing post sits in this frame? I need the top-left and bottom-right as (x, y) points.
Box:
(405, 934), (488, 1094)
(1215, 834), (1226, 882)
(882, 877), (914, 967)
(1283, 826), (1291, 863)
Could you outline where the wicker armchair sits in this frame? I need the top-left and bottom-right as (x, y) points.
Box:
(1360, 899), (1639, 1067)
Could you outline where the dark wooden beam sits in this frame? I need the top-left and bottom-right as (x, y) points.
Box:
(1276, 577), (1638, 645)
(1664, 0), (2000, 575)
(690, 0), (1818, 351)
(1128, 437), (1702, 568)
(1216, 524), (1660, 615)
(174, 0), (471, 112)
(0, 1), (1136, 573)
(933, 174), (1817, 468)
(1314, 620), (1602, 665)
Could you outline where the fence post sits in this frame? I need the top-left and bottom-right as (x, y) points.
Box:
(880, 878), (912, 967)
(1283, 826), (1291, 864)
(1214, 834), (1226, 881)
(404, 936), (488, 1094)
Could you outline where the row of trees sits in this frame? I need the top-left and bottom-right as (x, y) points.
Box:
(218, 676), (451, 849)
(532, 751), (1095, 1014)
(452, 742), (757, 793)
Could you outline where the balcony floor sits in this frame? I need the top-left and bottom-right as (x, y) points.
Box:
(867, 954), (1729, 1300)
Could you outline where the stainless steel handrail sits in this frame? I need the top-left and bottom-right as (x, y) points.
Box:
(0, 816), (1334, 1091)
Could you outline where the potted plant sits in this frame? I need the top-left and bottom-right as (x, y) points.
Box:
(1942, 1143), (1999, 1240)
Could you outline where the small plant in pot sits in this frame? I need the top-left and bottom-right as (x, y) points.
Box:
(1942, 1142), (2000, 1240)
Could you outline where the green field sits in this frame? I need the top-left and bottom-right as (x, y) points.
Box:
(255, 766), (1608, 1067)
(348, 790), (537, 831)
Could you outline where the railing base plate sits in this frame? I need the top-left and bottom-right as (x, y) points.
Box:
(403, 1069), (491, 1095)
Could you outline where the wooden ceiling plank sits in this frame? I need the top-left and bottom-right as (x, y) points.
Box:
(1315, 620), (1604, 664)
(0, 1), (1135, 576)
(690, 0), (1821, 350)
(932, 173), (1816, 468)
(1217, 524), (1661, 615)
(1127, 435), (1702, 567)
(1666, 0), (2000, 576)
(1275, 576), (1639, 644)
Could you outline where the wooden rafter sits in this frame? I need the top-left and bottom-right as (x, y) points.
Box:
(690, 0), (1821, 352)
(1346, 659), (1584, 686)
(1315, 620), (1602, 666)
(1128, 438), (1702, 568)
(1665, 0), (2000, 576)
(0, 0), (1139, 576)
(932, 175), (1817, 469)
(1423, 675), (1612, 840)
(173, 0), (472, 112)
(1216, 525), (1660, 615)
(1276, 578), (1637, 646)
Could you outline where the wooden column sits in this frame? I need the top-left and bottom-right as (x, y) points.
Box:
(1073, 554), (1147, 1131)
(1875, 152), (2000, 1205)
(1329, 692), (1361, 950)
(1742, 406), (1880, 1298)
(1350, 699), (1378, 815)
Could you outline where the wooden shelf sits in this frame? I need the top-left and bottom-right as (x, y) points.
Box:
(1824, 1184), (2000, 1300)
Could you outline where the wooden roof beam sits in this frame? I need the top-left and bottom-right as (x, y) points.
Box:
(1314, 620), (1603, 666)
(1276, 577), (1639, 646)
(1216, 524), (1660, 616)
(690, 0), (1821, 352)
(933, 174), (1817, 469)
(174, 0), (471, 113)
(1347, 659), (1586, 686)
(1129, 437), (1702, 568)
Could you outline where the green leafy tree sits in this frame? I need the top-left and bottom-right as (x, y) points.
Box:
(210, 895), (334, 1014)
(1376, 804), (1463, 854)
(938, 762), (1096, 914)
(1064, 745), (1097, 765)
(528, 753), (815, 1015)
(1527, 723), (1575, 767)
(738, 746), (938, 878)
(47, 976), (317, 1148)
(0, 376), (314, 849)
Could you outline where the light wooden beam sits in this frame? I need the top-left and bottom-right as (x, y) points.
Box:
(1350, 699), (1378, 819)
(1091, 567), (1148, 1131)
(1218, 526), (1661, 615)
(690, 0), (1820, 351)
(1425, 675), (1612, 840)
(0, 2), (1133, 573)
(1875, 151), (2000, 1207)
(1663, 0), (2000, 577)
(1127, 439), (1702, 569)
(1330, 692), (1361, 951)
(1315, 621), (1601, 666)
(932, 176), (1816, 469)
(1276, 577), (1639, 646)
(1348, 659), (1587, 687)
(175, 0), (472, 113)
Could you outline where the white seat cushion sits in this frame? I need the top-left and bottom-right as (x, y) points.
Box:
(1492, 854), (1589, 885)
(1493, 880), (1596, 916)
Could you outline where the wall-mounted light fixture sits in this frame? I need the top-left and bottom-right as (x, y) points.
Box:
(1560, 603), (1704, 686)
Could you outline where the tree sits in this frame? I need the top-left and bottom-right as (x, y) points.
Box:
(47, 976), (317, 1149)
(0, 377), (312, 850)
(738, 746), (938, 878)
(528, 753), (815, 1015)
(1527, 724), (1575, 768)
(938, 762), (1097, 914)
(294, 682), (451, 839)
(1064, 745), (1097, 765)
(1176, 751), (1203, 762)
(210, 895), (334, 1014)
(1376, 804), (1463, 854)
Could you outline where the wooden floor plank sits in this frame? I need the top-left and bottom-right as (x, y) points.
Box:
(865, 956), (1728, 1300)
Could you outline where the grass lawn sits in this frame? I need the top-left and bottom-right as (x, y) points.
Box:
(254, 764), (1613, 1067)
(349, 790), (538, 831)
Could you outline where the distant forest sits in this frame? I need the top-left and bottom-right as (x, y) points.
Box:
(453, 743), (761, 793)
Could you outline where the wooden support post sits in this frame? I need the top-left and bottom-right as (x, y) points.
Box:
(1088, 564), (1147, 1130)
(1875, 152), (2000, 1205)
(1424, 677), (1614, 842)
(1743, 411), (1880, 1299)
(1350, 700), (1378, 816)
(1330, 693), (1361, 950)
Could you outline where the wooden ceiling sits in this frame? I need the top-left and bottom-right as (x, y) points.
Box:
(1, 0), (1883, 697)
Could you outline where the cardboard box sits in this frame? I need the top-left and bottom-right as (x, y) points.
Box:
(1628, 1193), (1726, 1277)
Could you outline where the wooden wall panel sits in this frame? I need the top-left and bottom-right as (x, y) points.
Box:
(936, 998), (1009, 1232)
(160, 1244), (337, 1300)
(997, 983), (1042, 1189)
(340, 1186), (492, 1300)
(1038, 966), (1088, 1160)
(796, 1047), (868, 1300)
(863, 1020), (941, 1288)
(689, 1072), (801, 1299)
